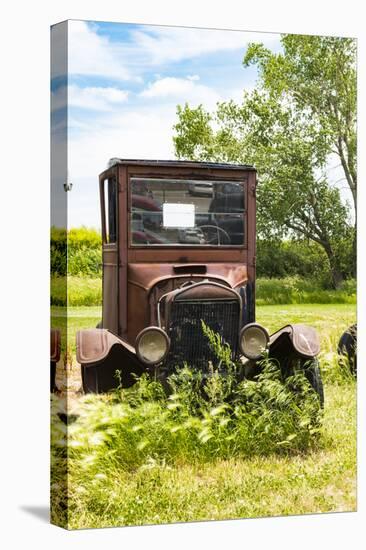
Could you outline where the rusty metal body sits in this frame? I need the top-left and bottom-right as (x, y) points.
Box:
(76, 159), (322, 397)
(100, 160), (256, 340)
(50, 329), (61, 392)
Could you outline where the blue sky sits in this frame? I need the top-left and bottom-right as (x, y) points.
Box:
(53, 21), (282, 227)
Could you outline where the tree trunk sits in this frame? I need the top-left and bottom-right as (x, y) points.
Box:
(330, 268), (344, 290)
(323, 243), (344, 289)
(352, 214), (357, 279)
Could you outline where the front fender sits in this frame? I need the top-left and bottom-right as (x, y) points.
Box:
(269, 324), (320, 359)
(76, 329), (146, 393)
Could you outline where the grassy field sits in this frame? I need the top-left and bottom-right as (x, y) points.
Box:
(51, 302), (356, 357)
(51, 303), (356, 529)
(58, 388), (356, 528)
(50, 276), (356, 307)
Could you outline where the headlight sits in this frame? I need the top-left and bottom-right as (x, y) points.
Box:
(135, 327), (170, 365)
(239, 323), (269, 360)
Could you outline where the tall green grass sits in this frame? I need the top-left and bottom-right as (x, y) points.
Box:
(51, 327), (325, 527)
(51, 306), (356, 528)
(256, 276), (356, 305)
(52, 381), (356, 528)
(51, 276), (102, 306)
(51, 366), (323, 527)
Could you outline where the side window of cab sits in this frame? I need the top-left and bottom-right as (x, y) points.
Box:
(102, 177), (117, 244)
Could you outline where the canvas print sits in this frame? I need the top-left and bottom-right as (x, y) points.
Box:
(50, 20), (357, 529)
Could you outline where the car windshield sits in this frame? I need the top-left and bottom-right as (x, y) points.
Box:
(130, 177), (246, 247)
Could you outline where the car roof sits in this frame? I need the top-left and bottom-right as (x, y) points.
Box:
(107, 158), (255, 171)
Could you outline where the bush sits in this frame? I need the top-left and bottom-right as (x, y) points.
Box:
(67, 227), (102, 249)
(257, 238), (354, 287)
(51, 226), (102, 277)
(51, 228), (355, 289)
(50, 228), (356, 305)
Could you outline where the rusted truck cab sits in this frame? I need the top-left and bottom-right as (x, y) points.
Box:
(77, 159), (322, 401)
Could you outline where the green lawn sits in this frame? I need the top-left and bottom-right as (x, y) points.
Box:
(51, 303), (357, 529)
(51, 276), (356, 307)
(51, 303), (356, 355)
(65, 384), (356, 528)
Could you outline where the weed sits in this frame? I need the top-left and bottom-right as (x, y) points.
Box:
(50, 303), (356, 528)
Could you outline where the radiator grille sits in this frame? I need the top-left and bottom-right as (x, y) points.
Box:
(165, 299), (240, 370)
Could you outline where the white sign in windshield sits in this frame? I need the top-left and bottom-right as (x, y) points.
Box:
(163, 203), (195, 228)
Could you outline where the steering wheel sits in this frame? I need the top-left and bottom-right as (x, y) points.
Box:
(199, 225), (231, 245)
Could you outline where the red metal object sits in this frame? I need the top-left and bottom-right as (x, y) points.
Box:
(50, 329), (61, 392)
(76, 159), (322, 399)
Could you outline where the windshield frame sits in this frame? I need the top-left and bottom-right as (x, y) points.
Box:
(127, 175), (248, 249)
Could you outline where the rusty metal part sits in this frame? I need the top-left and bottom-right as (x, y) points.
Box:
(163, 280), (241, 327)
(269, 324), (320, 358)
(106, 159), (255, 171)
(162, 281), (242, 370)
(50, 329), (61, 392)
(338, 324), (357, 374)
(50, 328), (61, 363)
(126, 263), (248, 343)
(98, 161), (257, 338)
(76, 329), (145, 393)
(128, 263), (247, 292)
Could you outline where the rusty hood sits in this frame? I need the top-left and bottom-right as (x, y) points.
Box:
(128, 263), (248, 292)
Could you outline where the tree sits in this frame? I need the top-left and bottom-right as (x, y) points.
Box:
(173, 35), (356, 288)
(244, 35), (357, 215)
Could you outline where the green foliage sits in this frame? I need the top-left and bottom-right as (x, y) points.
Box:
(52, 328), (323, 472)
(50, 274), (355, 307)
(67, 227), (102, 249)
(51, 276), (102, 306)
(51, 226), (102, 277)
(257, 239), (328, 280)
(244, 36), (357, 212)
(174, 104), (216, 160)
(52, 365), (322, 490)
(257, 238), (354, 284)
(51, 360), (324, 527)
(51, 303), (356, 527)
(68, 248), (102, 278)
(256, 277), (356, 306)
(50, 227), (67, 277)
(52, 383), (356, 528)
(173, 35), (357, 288)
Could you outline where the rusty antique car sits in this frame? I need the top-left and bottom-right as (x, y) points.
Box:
(76, 159), (323, 403)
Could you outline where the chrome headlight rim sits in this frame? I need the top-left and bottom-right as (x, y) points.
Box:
(135, 326), (170, 366)
(239, 323), (270, 360)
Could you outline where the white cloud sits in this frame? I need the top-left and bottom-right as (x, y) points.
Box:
(68, 21), (134, 81)
(52, 84), (129, 112)
(140, 76), (220, 108)
(68, 85), (129, 111)
(69, 105), (176, 177)
(67, 20), (280, 81)
(67, 75), (256, 226)
(131, 26), (280, 66)
(68, 105), (177, 227)
(65, 21), (281, 226)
